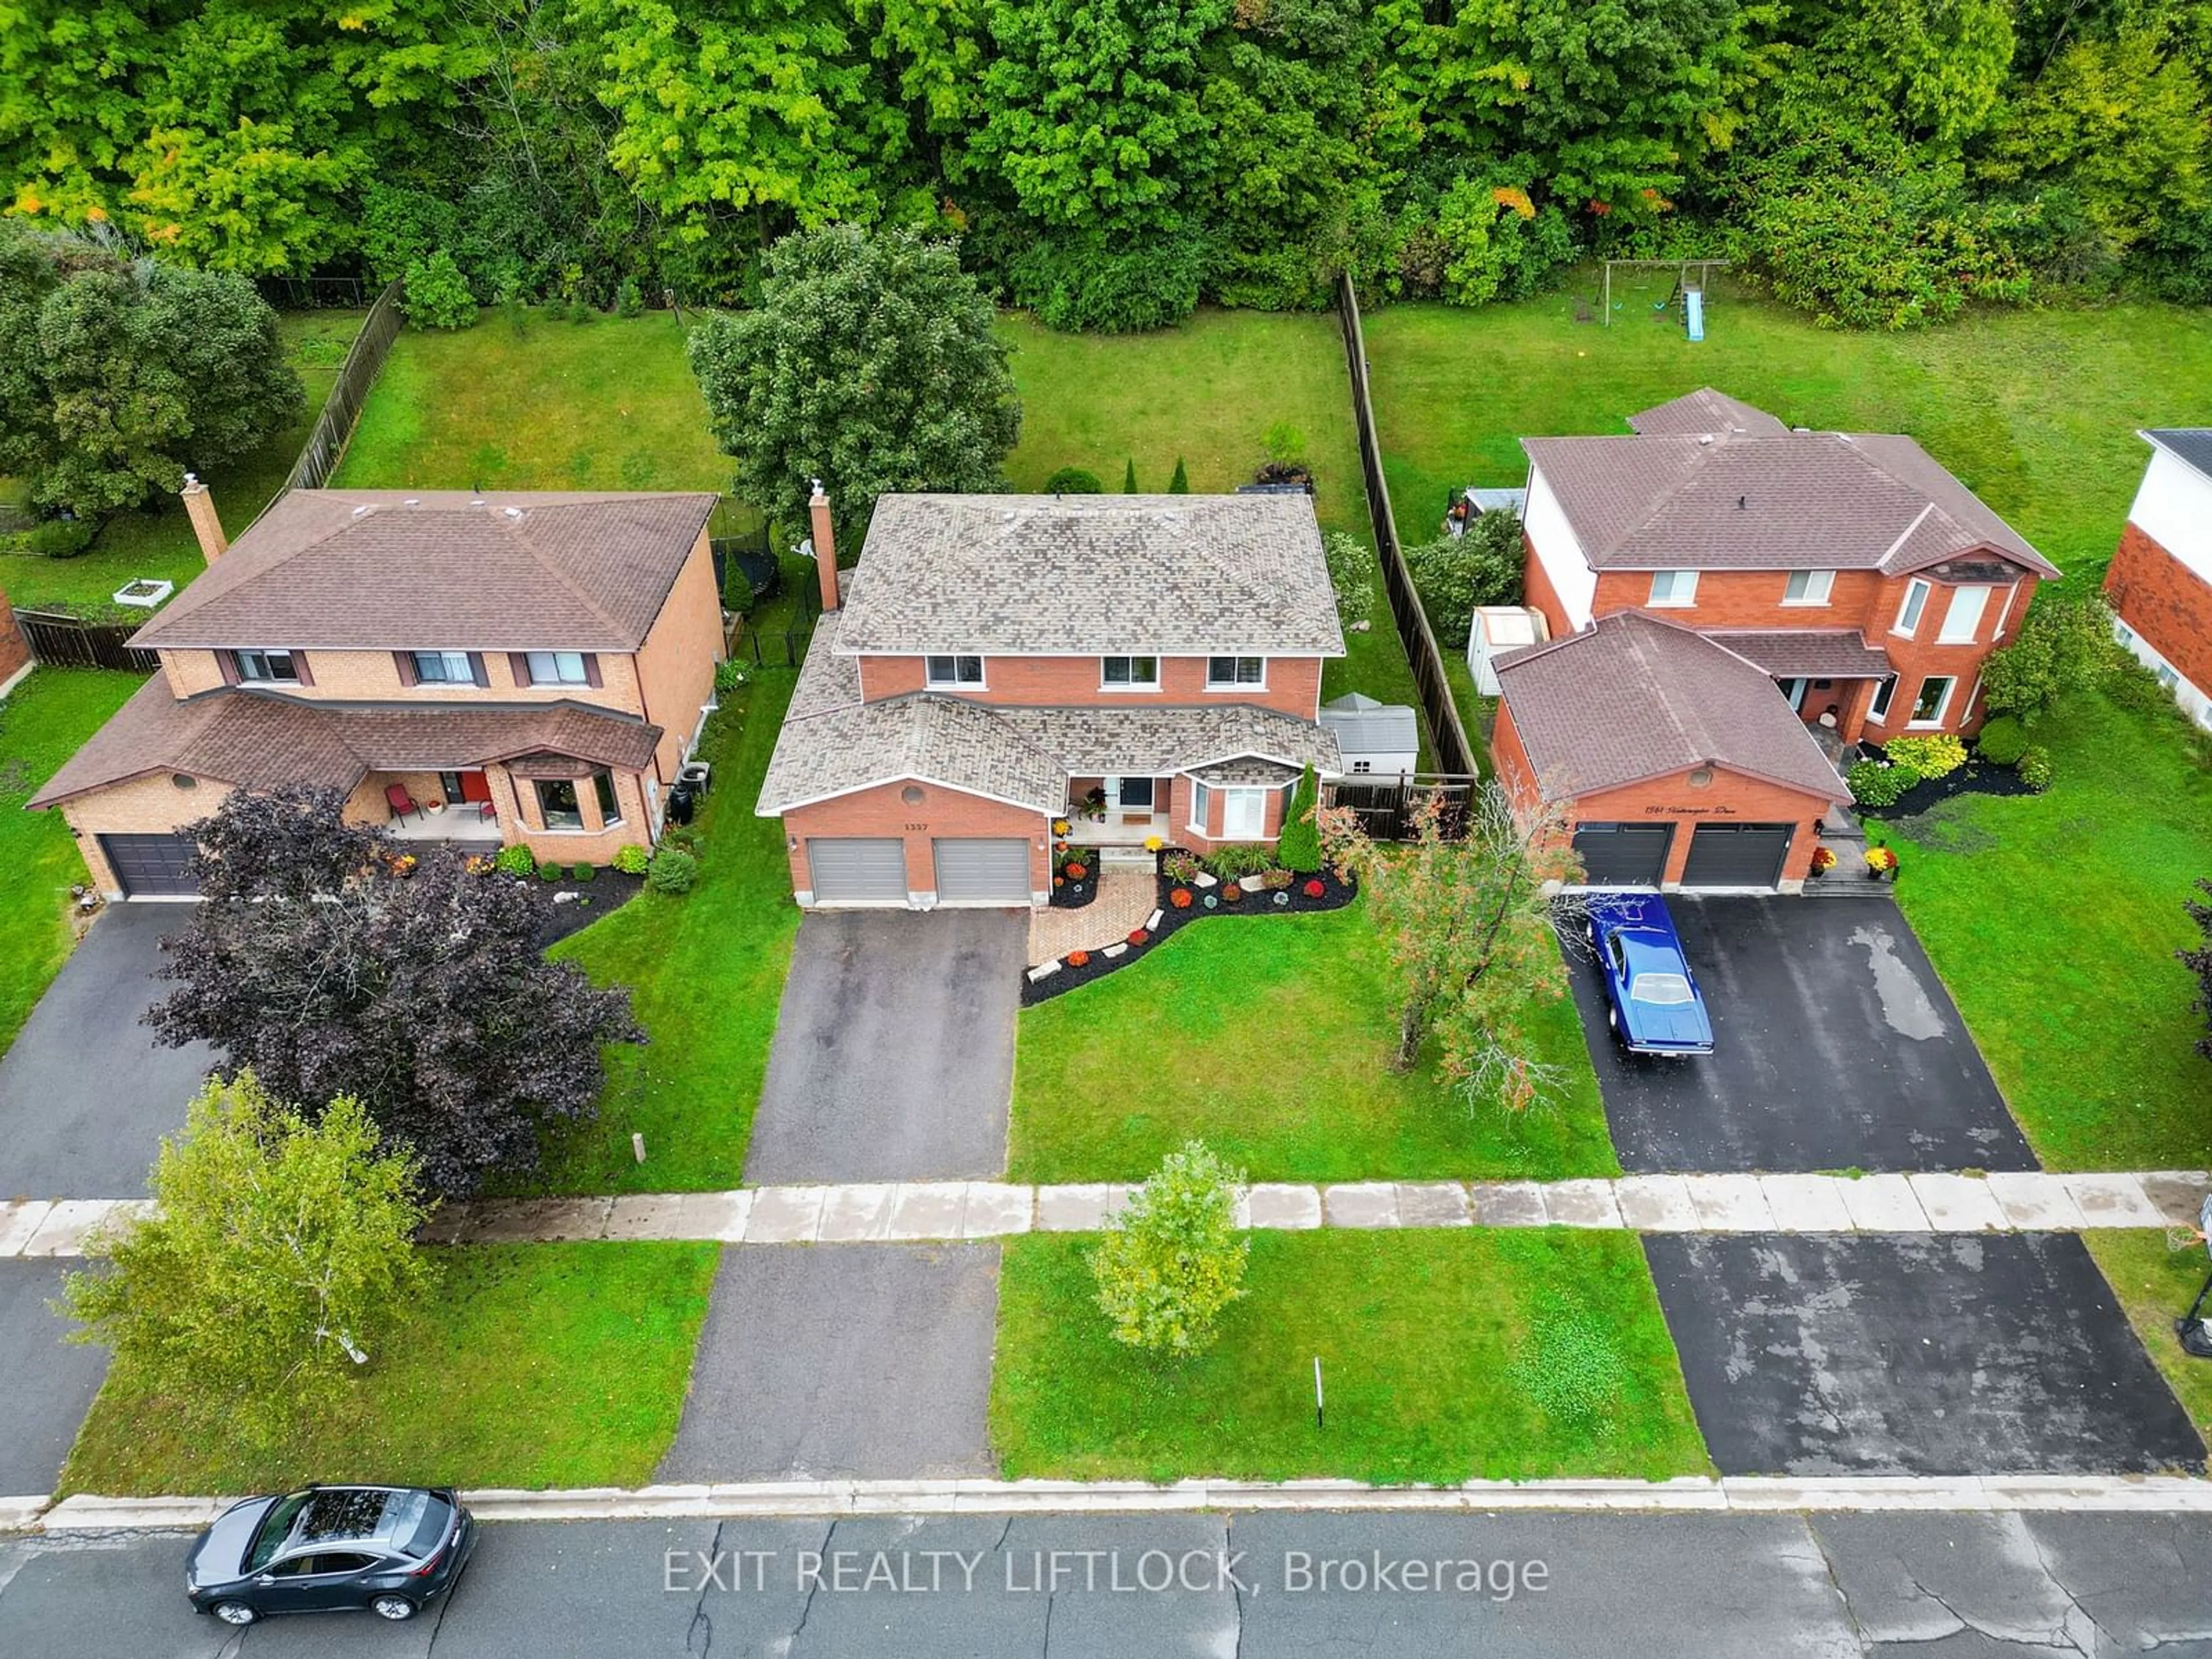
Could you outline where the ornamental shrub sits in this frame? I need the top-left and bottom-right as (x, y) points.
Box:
(1974, 716), (2028, 766)
(571, 862), (596, 882)
(1203, 843), (1274, 879)
(611, 844), (650, 876)
(1067, 949), (1090, 968)
(1122, 457), (1138, 493)
(1320, 534), (1376, 629)
(2017, 745), (2055, 793)
(538, 861), (565, 882)
(647, 847), (699, 895)
(1882, 733), (1967, 780)
(1403, 516), (1523, 647)
(615, 277), (645, 319)
(1127, 928), (1148, 946)
(1847, 760), (1922, 809)
(1168, 456), (1190, 494)
(1304, 878), (1325, 898)
(401, 251), (478, 331)
(493, 843), (537, 877)
(1980, 596), (2120, 725)
(1170, 888), (1193, 908)
(1089, 1140), (1249, 1358)
(1222, 883), (1243, 902)
(1043, 467), (1103, 494)
(1064, 861), (1088, 881)
(1162, 851), (1200, 883)
(1277, 765), (1322, 873)
(27, 518), (94, 558)
(714, 659), (750, 694)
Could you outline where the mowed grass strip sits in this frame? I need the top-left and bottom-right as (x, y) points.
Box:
(543, 665), (802, 1194)
(0, 668), (149, 1050)
(60, 1243), (718, 1495)
(1884, 690), (2212, 1171)
(2081, 1230), (2212, 1470)
(991, 1228), (1707, 1484)
(1009, 903), (1613, 1184)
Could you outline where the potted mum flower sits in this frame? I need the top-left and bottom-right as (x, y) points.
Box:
(1810, 845), (1838, 878)
(1865, 845), (1899, 880)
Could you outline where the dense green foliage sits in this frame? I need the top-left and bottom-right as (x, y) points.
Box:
(1981, 593), (2123, 724)
(1277, 763), (1322, 873)
(688, 225), (1019, 540)
(6, 0), (2202, 327)
(1088, 1140), (1249, 1358)
(1403, 513), (1523, 647)
(0, 224), (304, 520)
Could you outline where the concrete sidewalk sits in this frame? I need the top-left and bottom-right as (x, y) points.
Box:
(6, 1170), (2203, 1256)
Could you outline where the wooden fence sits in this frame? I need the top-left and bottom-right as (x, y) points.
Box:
(1333, 273), (1481, 780)
(279, 280), (405, 498)
(1323, 773), (1484, 842)
(16, 609), (160, 673)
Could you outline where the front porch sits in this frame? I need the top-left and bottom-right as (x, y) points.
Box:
(366, 768), (504, 841)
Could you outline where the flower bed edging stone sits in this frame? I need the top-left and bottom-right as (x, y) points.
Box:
(1021, 862), (1358, 1005)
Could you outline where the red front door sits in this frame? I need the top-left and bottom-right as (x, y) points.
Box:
(456, 770), (492, 804)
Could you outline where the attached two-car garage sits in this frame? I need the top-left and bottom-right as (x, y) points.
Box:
(1567, 820), (1800, 891)
(800, 823), (1040, 908)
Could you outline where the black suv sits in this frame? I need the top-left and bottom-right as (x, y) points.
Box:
(185, 1484), (476, 1626)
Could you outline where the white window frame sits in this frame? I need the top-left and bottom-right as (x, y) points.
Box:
(1781, 569), (1835, 607)
(923, 654), (985, 689)
(1099, 655), (1161, 691)
(1222, 787), (1268, 839)
(1188, 780), (1212, 834)
(1892, 578), (1931, 638)
(412, 649), (476, 684)
(525, 649), (590, 685)
(1990, 581), (2022, 641)
(1205, 656), (1267, 690)
(1907, 675), (1956, 729)
(1868, 676), (1896, 723)
(1647, 570), (1698, 607)
(592, 769), (624, 827)
(233, 648), (298, 684)
(1936, 584), (1991, 646)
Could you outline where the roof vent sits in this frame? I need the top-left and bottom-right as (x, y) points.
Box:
(351, 505), (371, 517)
(503, 506), (524, 520)
(1698, 434), (1714, 446)
(404, 498), (420, 506)
(1737, 495), (1747, 510)
(470, 498), (487, 507)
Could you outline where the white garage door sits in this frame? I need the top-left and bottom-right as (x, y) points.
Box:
(933, 838), (1032, 905)
(806, 838), (909, 904)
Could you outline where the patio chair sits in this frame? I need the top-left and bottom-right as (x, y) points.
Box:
(384, 782), (422, 823)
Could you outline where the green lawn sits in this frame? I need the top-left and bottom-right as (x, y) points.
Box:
(60, 1243), (717, 1495)
(992, 1229), (1707, 1484)
(1883, 689), (2212, 1170)
(1009, 903), (1613, 1183)
(1, 310), (365, 616)
(1002, 308), (1431, 761)
(2081, 1230), (2212, 1469)
(1, 667), (150, 1052)
(540, 662), (801, 1193)
(334, 309), (740, 504)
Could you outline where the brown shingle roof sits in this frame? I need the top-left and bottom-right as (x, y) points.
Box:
(1627, 388), (1790, 438)
(1495, 612), (1850, 803)
(832, 494), (1347, 656)
(1696, 628), (1892, 679)
(128, 489), (718, 652)
(28, 681), (661, 808)
(1522, 398), (2057, 579)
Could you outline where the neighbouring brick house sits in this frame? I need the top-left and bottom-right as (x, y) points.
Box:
(1495, 389), (2058, 891)
(2104, 428), (2212, 732)
(29, 483), (724, 897)
(0, 589), (29, 695)
(756, 489), (1343, 908)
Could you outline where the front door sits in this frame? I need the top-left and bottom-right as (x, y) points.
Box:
(1105, 775), (1155, 827)
(1778, 677), (1810, 713)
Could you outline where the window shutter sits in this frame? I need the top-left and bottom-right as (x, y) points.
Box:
(508, 652), (533, 687)
(393, 652), (419, 687)
(217, 650), (240, 686)
(290, 651), (315, 687)
(467, 651), (490, 688)
(582, 653), (602, 688)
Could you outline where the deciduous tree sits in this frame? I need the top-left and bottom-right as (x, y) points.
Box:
(58, 1072), (431, 1447)
(1319, 785), (1582, 1113)
(147, 786), (644, 1195)
(687, 225), (1020, 546)
(1089, 1139), (1248, 1357)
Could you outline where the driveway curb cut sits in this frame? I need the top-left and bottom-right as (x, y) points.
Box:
(21, 1475), (2212, 1532)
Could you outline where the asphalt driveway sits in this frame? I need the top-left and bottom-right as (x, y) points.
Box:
(1568, 895), (2035, 1173)
(657, 1243), (999, 1482)
(744, 910), (1026, 1184)
(1646, 1232), (2206, 1476)
(0, 905), (215, 1199)
(0, 1262), (109, 1496)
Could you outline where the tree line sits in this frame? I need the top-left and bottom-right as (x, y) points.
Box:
(4, 0), (2206, 334)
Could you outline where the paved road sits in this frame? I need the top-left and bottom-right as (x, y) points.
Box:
(0, 1262), (108, 1497)
(1573, 896), (2035, 1174)
(0, 904), (215, 1199)
(744, 911), (1025, 1184)
(657, 1243), (999, 1481)
(5, 1510), (2210, 1656)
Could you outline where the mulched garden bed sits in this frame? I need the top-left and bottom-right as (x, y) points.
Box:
(528, 869), (645, 947)
(1855, 747), (2040, 821)
(1022, 862), (1358, 1006)
(1048, 843), (1100, 909)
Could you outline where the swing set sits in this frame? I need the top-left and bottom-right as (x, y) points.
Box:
(1598, 257), (1731, 340)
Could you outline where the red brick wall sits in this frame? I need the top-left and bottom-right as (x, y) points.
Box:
(1521, 536), (1575, 639)
(857, 653), (1325, 721)
(0, 592), (28, 688)
(2107, 521), (2212, 695)
(779, 779), (1051, 900)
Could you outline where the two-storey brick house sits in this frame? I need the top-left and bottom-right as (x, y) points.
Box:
(756, 490), (1344, 907)
(1491, 390), (2058, 892)
(31, 484), (724, 896)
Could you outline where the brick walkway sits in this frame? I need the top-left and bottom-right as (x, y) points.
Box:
(6, 1171), (2203, 1256)
(1026, 869), (1157, 965)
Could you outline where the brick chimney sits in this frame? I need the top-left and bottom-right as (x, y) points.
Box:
(809, 480), (840, 612)
(180, 473), (228, 563)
